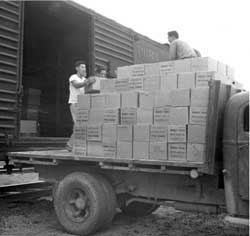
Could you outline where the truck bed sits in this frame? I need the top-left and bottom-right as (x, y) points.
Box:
(8, 149), (205, 175)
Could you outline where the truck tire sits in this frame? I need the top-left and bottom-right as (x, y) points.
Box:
(92, 174), (117, 228)
(121, 202), (159, 217)
(53, 172), (107, 236)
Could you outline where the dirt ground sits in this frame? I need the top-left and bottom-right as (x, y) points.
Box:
(0, 198), (248, 236)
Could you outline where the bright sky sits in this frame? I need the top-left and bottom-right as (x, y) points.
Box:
(76, 0), (250, 90)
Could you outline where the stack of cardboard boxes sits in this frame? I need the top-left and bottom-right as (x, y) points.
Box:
(73, 57), (235, 163)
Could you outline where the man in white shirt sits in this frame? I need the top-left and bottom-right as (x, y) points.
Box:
(168, 31), (198, 60)
(66, 60), (92, 151)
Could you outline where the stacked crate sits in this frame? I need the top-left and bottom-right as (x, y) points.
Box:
(73, 57), (235, 163)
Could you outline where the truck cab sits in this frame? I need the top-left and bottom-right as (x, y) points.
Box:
(223, 91), (249, 216)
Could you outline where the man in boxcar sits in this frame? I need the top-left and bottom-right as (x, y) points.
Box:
(66, 60), (92, 151)
(168, 31), (198, 60)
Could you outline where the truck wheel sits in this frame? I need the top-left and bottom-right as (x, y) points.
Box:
(121, 202), (159, 217)
(54, 172), (106, 236)
(93, 174), (117, 228)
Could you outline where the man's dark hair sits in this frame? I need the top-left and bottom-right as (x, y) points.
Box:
(74, 60), (86, 67)
(168, 31), (179, 39)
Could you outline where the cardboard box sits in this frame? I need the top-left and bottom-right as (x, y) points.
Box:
(217, 61), (227, 76)
(121, 108), (137, 125)
(150, 125), (168, 142)
(154, 91), (171, 107)
(160, 73), (178, 91)
(178, 72), (196, 89)
(188, 125), (206, 143)
(189, 107), (207, 125)
(196, 71), (226, 87)
(117, 125), (133, 141)
(159, 61), (175, 75)
(117, 66), (131, 79)
(103, 124), (117, 142)
(149, 142), (167, 160)
(104, 109), (120, 124)
(143, 76), (160, 91)
(187, 144), (205, 163)
(139, 92), (155, 108)
(100, 79), (115, 93)
(191, 57), (218, 72)
(91, 94), (105, 109)
(170, 89), (190, 106)
(133, 124), (150, 142)
(121, 92), (138, 108)
(170, 107), (189, 125)
(105, 93), (121, 108)
(76, 109), (89, 126)
(153, 106), (171, 125)
(115, 78), (129, 92)
(77, 94), (91, 109)
(129, 77), (144, 91)
(74, 126), (87, 140)
(27, 88), (41, 96)
(168, 125), (187, 143)
(117, 141), (132, 159)
(26, 107), (39, 120)
(226, 65), (235, 80)
(103, 142), (116, 158)
(130, 64), (145, 78)
(73, 140), (87, 156)
(191, 88), (209, 107)
(145, 63), (160, 76)
(168, 143), (187, 161)
(87, 141), (103, 156)
(175, 59), (192, 73)
(88, 109), (104, 124)
(26, 95), (40, 106)
(137, 108), (153, 124)
(133, 141), (149, 160)
(20, 120), (37, 134)
(87, 125), (102, 141)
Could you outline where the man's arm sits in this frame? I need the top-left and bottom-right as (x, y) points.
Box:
(71, 79), (89, 89)
(169, 42), (177, 60)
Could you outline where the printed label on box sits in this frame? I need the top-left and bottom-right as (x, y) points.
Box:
(159, 61), (175, 75)
(115, 78), (129, 92)
(73, 139), (87, 156)
(103, 142), (116, 158)
(187, 144), (205, 163)
(154, 106), (171, 125)
(129, 77), (144, 91)
(74, 126), (87, 140)
(87, 125), (102, 141)
(130, 64), (145, 77)
(150, 125), (168, 142)
(168, 125), (187, 143)
(134, 125), (150, 142)
(104, 109), (120, 124)
(189, 107), (208, 125)
(121, 108), (137, 125)
(117, 66), (131, 79)
(76, 109), (89, 125)
(168, 143), (187, 161)
(150, 142), (167, 160)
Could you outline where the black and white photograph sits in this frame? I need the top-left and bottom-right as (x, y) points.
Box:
(0, 0), (249, 235)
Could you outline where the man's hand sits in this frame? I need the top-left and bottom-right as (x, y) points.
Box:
(71, 79), (90, 89)
(88, 77), (96, 84)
